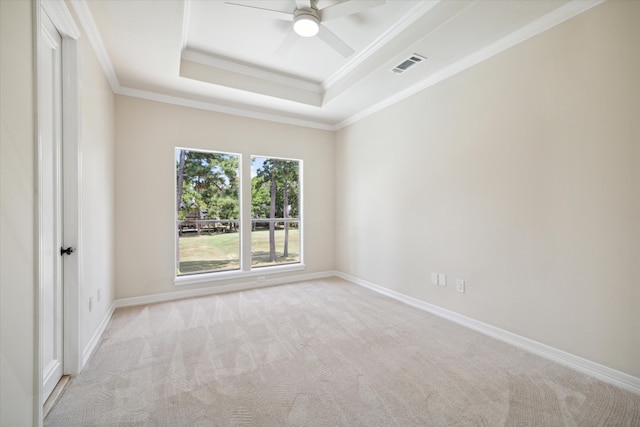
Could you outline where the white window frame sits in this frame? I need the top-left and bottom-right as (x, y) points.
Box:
(174, 149), (304, 286)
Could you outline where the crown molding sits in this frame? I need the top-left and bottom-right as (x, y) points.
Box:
(116, 85), (335, 131)
(69, 0), (605, 133)
(323, 0), (440, 91)
(335, 0), (605, 130)
(69, 0), (120, 91)
(70, 0), (331, 128)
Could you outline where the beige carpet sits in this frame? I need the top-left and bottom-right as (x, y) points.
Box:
(46, 278), (639, 426)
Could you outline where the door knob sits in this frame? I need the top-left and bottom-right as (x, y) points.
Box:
(60, 246), (75, 256)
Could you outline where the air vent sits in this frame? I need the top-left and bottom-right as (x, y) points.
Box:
(391, 54), (426, 75)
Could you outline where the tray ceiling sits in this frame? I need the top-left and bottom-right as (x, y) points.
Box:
(71, 0), (603, 130)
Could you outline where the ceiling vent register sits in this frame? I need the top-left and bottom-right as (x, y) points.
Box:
(391, 54), (426, 74)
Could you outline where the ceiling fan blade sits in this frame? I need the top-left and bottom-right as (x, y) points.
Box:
(224, 2), (293, 21)
(274, 31), (299, 57)
(317, 25), (354, 57)
(320, 0), (385, 22)
(295, 0), (312, 8)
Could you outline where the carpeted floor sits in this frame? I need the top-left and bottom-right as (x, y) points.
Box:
(45, 277), (639, 426)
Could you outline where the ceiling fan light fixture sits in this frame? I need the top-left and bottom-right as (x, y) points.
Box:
(293, 9), (320, 37)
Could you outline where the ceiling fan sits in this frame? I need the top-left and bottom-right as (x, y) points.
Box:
(225, 0), (385, 57)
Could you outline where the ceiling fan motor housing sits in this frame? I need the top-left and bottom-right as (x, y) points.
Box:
(293, 7), (320, 37)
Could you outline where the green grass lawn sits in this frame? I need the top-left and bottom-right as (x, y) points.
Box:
(178, 229), (300, 274)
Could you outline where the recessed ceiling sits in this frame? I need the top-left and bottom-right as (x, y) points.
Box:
(71, 0), (603, 130)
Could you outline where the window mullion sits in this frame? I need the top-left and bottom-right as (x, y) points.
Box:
(240, 153), (253, 271)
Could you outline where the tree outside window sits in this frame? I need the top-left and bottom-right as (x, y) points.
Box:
(176, 149), (240, 275)
(175, 149), (302, 277)
(251, 156), (300, 267)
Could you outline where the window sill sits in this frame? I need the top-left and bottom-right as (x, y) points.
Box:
(174, 263), (306, 286)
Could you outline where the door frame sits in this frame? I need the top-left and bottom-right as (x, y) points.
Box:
(36, 0), (82, 422)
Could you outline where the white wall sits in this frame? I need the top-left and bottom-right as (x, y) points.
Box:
(0, 1), (37, 424)
(335, 0), (639, 378)
(114, 96), (335, 299)
(70, 4), (116, 356)
(0, 1), (115, 424)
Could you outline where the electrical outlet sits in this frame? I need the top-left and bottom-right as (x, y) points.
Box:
(89, 296), (93, 312)
(431, 273), (438, 285)
(438, 273), (446, 287)
(456, 279), (465, 293)
(257, 276), (266, 283)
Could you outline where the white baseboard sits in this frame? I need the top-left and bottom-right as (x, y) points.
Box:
(335, 271), (640, 396)
(104, 269), (640, 395)
(113, 270), (336, 308)
(82, 303), (115, 367)
(81, 272), (334, 372)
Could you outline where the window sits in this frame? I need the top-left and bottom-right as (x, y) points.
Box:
(175, 149), (302, 279)
(251, 156), (301, 268)
(176, 149), (240, 275)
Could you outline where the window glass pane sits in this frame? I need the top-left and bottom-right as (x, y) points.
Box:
(176, 149), (240, 275)
(251, 156), (301, 267)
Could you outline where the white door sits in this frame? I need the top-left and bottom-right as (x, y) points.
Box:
(40, 10), (64, 402)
